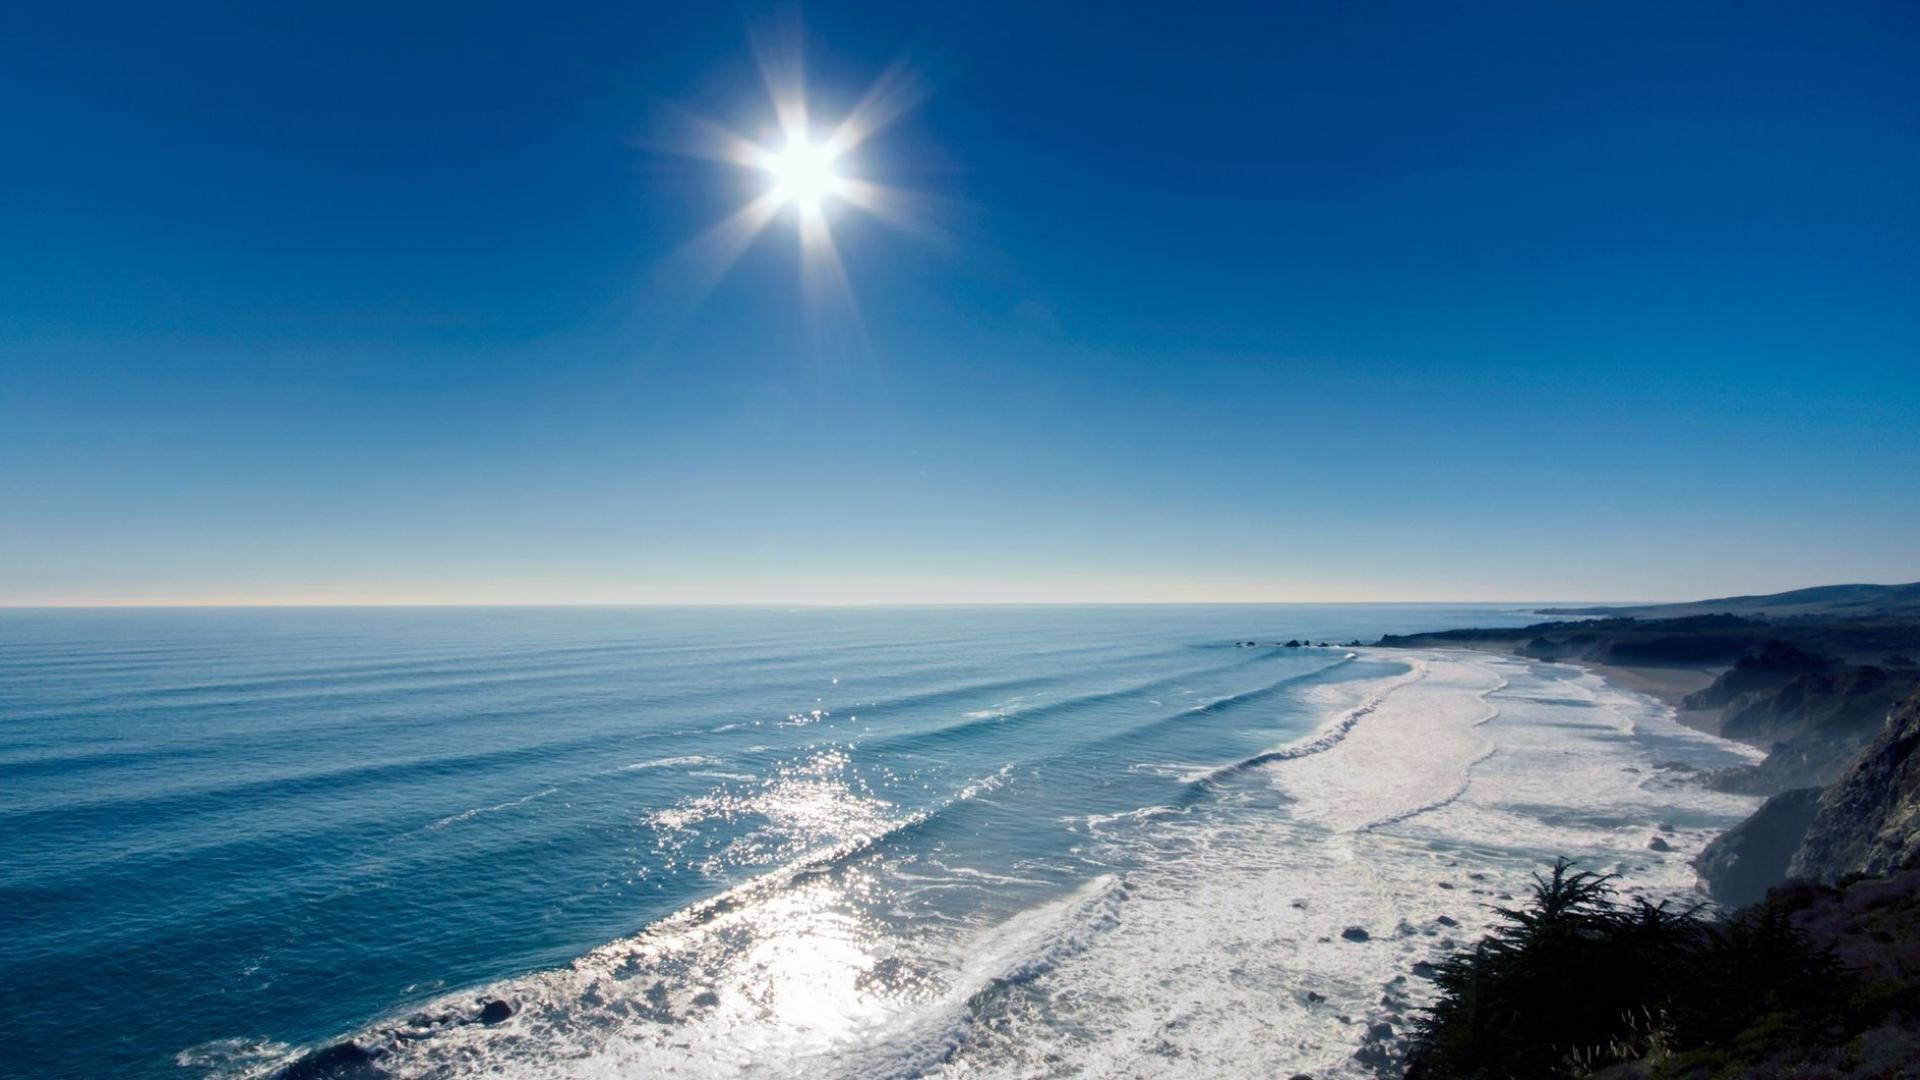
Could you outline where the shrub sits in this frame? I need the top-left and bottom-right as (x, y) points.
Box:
(1405, 859), (1853, 1079)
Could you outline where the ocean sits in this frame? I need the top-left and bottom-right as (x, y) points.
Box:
(0, 606), (1762, 1078)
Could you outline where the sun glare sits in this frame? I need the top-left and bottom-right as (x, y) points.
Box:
(766, 134), (843, 212)
(648, 33), (928, 324)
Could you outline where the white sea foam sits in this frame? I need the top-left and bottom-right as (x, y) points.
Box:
(620, 755), (725, 771)
(930, 651), (1761, 1078)
(425, 787), (560, 831)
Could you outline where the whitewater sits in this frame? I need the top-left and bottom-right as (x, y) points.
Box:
(0, 607), (1761, 1078)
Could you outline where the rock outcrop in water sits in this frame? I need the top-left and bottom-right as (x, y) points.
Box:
(275, 1042), (388, 1080)
(1789, 688), (1920, 884)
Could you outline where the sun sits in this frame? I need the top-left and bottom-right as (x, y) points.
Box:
(647, 34), (928, 323)
(764, 133), (844, 213)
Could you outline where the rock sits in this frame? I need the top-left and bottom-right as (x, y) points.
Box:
(1411, 960), (1439, 978)
(1694, 787), (1825, 907)
(1368, 1021), (1395, 1040)
(478, 1000), (514, 1024)
(1340, 926), (1371, 942)
(691, 990), (720, 1008)
(1288, 1074), (1315, 1080)
(1304, 990), (1326, 1003)
(1648, 835), (1673, 852)
(1434, 914), (1459, 927)
(1285, 639), (1303, 648)
(1791, 687), (1920, 883)
(275, 1043), (388, 1080)
(1352, 1044), (1391, 1070)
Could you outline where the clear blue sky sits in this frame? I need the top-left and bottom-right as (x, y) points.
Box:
(2, 2), (1916, 604)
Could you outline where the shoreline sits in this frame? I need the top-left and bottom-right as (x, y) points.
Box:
(253, 646), (1757, 1080)
(1408, 639), (1731, 737)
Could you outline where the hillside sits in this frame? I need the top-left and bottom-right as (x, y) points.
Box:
(1536, 582), (1920, 621)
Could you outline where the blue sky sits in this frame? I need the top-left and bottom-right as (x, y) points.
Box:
(2, 2), (1916, 604)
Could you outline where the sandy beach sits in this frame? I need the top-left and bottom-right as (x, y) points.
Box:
(1417, 640), (1729, 734)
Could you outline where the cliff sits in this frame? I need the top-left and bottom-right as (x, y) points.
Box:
(1788, 687), (1920, 884)
(1693, 787), (1823, 909)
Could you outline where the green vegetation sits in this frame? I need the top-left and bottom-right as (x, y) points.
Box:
(1405, 860), (1920, 1079)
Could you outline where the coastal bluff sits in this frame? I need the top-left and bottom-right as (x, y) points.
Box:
(1791, 687), (1920, 884)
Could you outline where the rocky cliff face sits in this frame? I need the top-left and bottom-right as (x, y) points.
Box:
(1694, 787), (1824, 909)
(1702, 661), (1919, 796)
(1719, 664), (1907, 743)
(1788, 688), (1920, 884)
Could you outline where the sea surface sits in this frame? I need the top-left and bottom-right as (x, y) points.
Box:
(0, 606), (1763, 1078)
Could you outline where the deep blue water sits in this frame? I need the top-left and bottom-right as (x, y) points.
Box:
(0, 605), (1554, 1078)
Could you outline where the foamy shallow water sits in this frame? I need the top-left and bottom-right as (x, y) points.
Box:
(936, 654), (1760, 1078)
(249, 652), (1758, 1080)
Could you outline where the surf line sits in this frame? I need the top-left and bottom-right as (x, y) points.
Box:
(1189, 659), (1432, 793)
(1354, 662), (1508, 833)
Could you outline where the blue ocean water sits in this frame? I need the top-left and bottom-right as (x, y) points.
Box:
(1, 605), (1744, 1078)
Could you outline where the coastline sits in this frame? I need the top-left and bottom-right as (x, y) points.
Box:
(244, 645), (1765, 1080)
(1409, 639), (1730, 736)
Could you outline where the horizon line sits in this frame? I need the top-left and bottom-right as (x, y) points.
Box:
(0, 598), (1638, 611)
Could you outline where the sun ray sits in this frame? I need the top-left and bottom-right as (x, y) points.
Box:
(822, 61), (923, 158)
(798, 204), (869, 356)
(642, 190), (786, 324)
(748, 17), (810, 142)
(835, 178), (948, 246)
(635, 96), (776, 171)
(646, 31), (931, 332)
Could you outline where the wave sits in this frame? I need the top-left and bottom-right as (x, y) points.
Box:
(244, 763), (1085, 1080)
(1349, 671), (1510, 832)
(1356, 744), (1500, 833)
(1081, 804), (1189, 832)
(865, 652), (1362, 760)
(1183, 659), (1430, 794)
(1062, 653), (1370, 766)
(426, 787), (559, 831)
(6, 715), (724, 823)
(619, 755), (724, 771)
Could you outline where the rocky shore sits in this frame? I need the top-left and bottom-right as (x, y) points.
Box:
(1379, 583), (1920, 1077)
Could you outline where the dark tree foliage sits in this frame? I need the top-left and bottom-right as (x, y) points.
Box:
(1404, 859), (1850, 1079)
